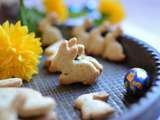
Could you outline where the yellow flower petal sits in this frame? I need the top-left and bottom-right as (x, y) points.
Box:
(43, 0), (68, 22)
(0, 21), (42, 81)
(99, 0), (125, 24)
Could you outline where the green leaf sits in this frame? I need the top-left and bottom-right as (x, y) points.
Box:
(19, 0), (44, 34)
(69, 10), (88, 18)
(93, 14), (109, 26)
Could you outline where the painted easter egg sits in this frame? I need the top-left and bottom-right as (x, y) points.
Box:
(124, 68), (150, 94)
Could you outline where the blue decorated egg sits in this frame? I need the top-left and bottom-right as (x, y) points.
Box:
(124, 68), (150, 94)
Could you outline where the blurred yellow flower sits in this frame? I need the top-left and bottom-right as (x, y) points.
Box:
(99, 0), (125, 24)
(43, 0), (68, 22)
(0, 21), (42, 81)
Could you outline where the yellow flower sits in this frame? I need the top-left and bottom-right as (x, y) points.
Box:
(0, 21), (42, 81)
(99, 0), (125, 24)
(43, 0), (68, 22)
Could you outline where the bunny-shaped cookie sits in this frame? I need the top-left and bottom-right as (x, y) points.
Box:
(75, 91), (114, 120)
(44, 41), (63, 56)
(38, 13), (63, 46)
(103, 27), (125, 61)
(72, 19), (93, 48)
(45, 38), (85, 68)
(87, 21), (111, 56)
(48, 38), (102, 85)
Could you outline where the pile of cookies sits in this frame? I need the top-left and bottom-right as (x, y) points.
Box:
(43, 19), (126, 62)
(37, 15), (127, 120)
(72, 19), (126, 61)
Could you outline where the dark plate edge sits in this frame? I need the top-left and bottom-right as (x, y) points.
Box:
(115, 35), (160, 120)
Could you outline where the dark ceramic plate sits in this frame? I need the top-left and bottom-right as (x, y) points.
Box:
(23, 35), (160, 120)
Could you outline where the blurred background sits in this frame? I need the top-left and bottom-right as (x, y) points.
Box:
(24, 0), (160, 34)
(122, 0), (160, 35)
(0, 0), (159, 47)
(121, 0), (160, 47)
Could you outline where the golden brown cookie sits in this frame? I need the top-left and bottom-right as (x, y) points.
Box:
(38, 13), (63, 46)
(77, 55), (103, 72)
(44, 38), (85, 56)
(72, 19), (93, 48)
(75, 91), (114, 120)
(87, 21), (111, 56)
(41, 26), (63, 46)
(47, 38), (102, 85)
(87, 28), (105, 56)
(103, 31), (125, 61)
(45, 39), (85, 69)
(44, 41), (63, 56)
(111, 26), (122, 38)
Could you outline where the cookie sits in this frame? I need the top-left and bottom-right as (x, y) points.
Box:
(44, 39), (85, 57)
(0, 78), (23, 87)
(77, 55), (103, 72)
(87, 28), (104, 56)
(111, 26), (122, 38)
(103, 31), (125, 61)
(0, 93), (26, 120)
(72, 19), (92, 48)
(87, 21), (110, 56)
(38, 13), (63, 46)
(25, 112), (57, 120)
(47, 37), (102, 85)
(45, 39), (85, 69)
(41, 26), (63, 46)
(44, 41), (63, 56)
(0, 88), (56, 118)
(83, 19), (93, 31)
(75, 91), (114, 120)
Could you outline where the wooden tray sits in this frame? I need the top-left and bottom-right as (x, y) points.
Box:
(23, 35), (160, 120)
